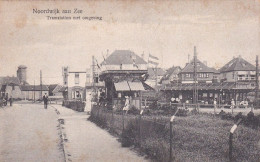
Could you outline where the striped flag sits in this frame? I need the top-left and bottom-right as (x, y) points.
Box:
(95, 58), (101, 69)
(149, 54), (159, 60)
(148, 53), (159, 66)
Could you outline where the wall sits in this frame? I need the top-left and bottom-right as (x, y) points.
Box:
(5, 85), (22, 99)
(68, 87), (85, 100)
(181, 73), (214, 83)
(68, 72), (86, 87)
(21, 91), (49, 100)
(221, 71), (256, 82)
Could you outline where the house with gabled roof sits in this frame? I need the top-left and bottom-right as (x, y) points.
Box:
(100, 50), (147, 71)
(145, 67), (166, 87)
(219, 55), (256, 82)
(179, 59), (220, 84)
(159, 66), (182, 84)
(99, 50), (153, 109)
(0, 76), (22, 99)
(48, 84), (63, 97)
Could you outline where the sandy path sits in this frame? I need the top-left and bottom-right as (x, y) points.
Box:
(53, 105), (147, 162)
(0, 104), (64, 162)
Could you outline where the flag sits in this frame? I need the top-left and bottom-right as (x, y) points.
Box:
(148, 53), (159, 66)
(148, 60), (159, 66)
(130, 53), (139, 69)
(149, 54), (159, 60)
(101, 53), (106, 66)
(95, 58), (101, 69)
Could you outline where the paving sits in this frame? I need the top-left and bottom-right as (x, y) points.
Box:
(53, 104), (147, 162)
(0, 103), (64, 162)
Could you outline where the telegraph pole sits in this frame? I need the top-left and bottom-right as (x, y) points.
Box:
(255, 55), (259, 109)
(40, 70), (42, 100)
(193, 46), (198, 110)
(92, 56), (96, 93)
(155, 65), (158, 88)
(34, 80), (35, 103)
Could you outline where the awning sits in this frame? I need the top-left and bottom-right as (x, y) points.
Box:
(128, 81), (145, 91)
(114, 81), (130, 91)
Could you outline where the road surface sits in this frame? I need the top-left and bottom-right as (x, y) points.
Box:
(53, 104), (147, 162)
(0, 103), (147, 162)
(0, 103), (64, 162)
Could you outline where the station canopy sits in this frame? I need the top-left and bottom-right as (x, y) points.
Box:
(114, 81), (145, 91)
(159, 82), (255, 91)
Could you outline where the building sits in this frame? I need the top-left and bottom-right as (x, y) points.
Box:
(218, 56), (256, 104)
(219, 55), (256, 82)
(160, 66), (182, 84)
(159, 55), (256, 105)
(62, 67), (86, 100)
(48, 84), (64, 97)
(20, 85), (49, 100)
(17, 65), (29, 85)
(179, 59), (220, 84)
(145, 67), (166, 87)
(0, 76), (22, 99)
(99, 50), (153, 109)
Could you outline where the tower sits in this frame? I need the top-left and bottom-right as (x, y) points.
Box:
(17, 65), (27, 85)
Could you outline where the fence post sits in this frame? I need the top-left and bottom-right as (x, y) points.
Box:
(112, 109), (114, 127)
(169, 108), (179, 162)
(229, 118), (242, 161)
(139, 110), (144, 147)
(122, 111), (125, 132)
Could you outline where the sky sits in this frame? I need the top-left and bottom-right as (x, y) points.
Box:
(0, 0), (259, 85)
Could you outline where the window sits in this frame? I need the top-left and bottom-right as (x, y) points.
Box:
(75, 73), (79, 84)
(232, 72), (235, 79)
(12, 85), (15, 90)
(185, 74), (190, 78)
(206, 73), (209, 78)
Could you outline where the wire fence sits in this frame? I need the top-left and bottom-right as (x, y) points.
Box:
(90, 104), (176, 162)
(89, 102), (260, 162)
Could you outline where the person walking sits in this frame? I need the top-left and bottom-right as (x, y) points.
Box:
(43, 93), (48, 109)
(123, 96), (130, 114)
(231, 99), (235, 114)
(213, 98), (217, 115)
(9, 96), (13, 106)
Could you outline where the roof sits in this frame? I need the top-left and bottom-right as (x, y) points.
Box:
(0, 77), (20, 85)
(159, 82), (252, 91)
(101, 50), (147, 65)
(20, 85), (49, 91)
(58, 86), (67, 92)
(48, 84), (58, 92)
(219, 56), (255, 73)
(18, 65), (27, 69)
(48, 84), (63, 93)
(181, 59), (218, 73)
(147, 68), (166, 77)
(160, 66), (181, 80)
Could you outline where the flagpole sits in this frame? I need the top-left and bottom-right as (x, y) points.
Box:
(155, 64), (158, 88)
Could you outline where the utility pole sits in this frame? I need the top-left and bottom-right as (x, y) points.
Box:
(155, 65), (158, 88)
(255, 55), (259, 109)
(40, 70), (42, 100)
(92, 56), (96, 93)
(34, 80), (35, 103)
(193, 46), (198, 110)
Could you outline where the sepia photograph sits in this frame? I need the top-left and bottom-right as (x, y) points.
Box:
(0, 0), (260, 161)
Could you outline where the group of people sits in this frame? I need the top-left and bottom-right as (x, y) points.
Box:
(1, 96), (13, 107)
